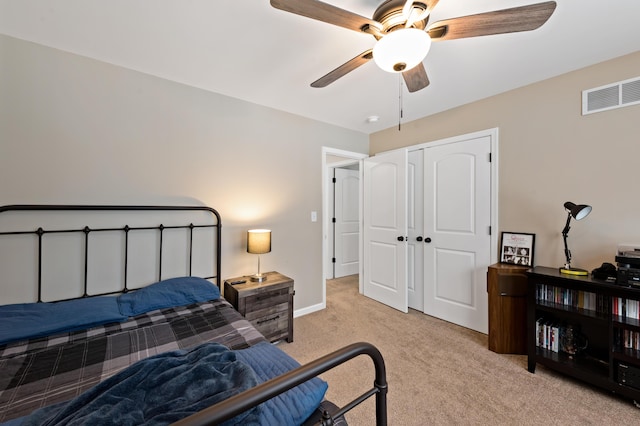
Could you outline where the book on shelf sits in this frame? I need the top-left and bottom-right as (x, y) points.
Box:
(536, 283), (606, 313)
(615, 328), (640, 351)
(535, 317), (560, 353)
(612, 297), (640, 319)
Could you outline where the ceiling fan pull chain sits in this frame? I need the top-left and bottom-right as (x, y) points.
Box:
(398, 74), (404, 131)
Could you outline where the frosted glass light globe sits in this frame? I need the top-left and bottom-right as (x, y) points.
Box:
(373, 28), (432, 73)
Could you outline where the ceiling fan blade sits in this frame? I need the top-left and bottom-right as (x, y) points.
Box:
(311, 50), (373, 88)
(270, 0), (381, 33)
(402, 63), (430, 93)
(427, 1), (556, 41)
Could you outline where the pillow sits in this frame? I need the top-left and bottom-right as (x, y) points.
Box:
(117, 276), (220, 317)
(0, 296), (127, 346)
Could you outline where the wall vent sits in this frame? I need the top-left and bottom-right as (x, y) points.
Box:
(582, 76), (640, 115)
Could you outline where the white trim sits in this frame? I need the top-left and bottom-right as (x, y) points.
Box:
(294, 303), (325, 318)
(328, 158), (360, 168)
(376, 128), (498, 154)
(490, 128), (500, 264)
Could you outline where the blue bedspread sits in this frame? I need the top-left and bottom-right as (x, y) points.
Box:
(20, 343), (261, 426)
(236, 341), (329, 425)
(13, 342), (327, 426)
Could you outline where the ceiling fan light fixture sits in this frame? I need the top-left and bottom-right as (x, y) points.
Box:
(373, 28), (431, 73)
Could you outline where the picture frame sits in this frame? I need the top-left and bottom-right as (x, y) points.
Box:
(500, 232), (535, 267)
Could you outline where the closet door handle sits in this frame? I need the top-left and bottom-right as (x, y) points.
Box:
(424, 237), (432, 243)
(416, 236), (423, 242)
(397, 236), (405, 242)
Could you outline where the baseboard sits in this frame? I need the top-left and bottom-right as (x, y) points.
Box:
(294, 302), (325, 318)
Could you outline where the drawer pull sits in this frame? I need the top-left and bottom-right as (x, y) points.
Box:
(256, 293), (280, 301)
(257, 315), (280, 325)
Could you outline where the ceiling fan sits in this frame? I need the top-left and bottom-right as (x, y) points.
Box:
(270, 0), (557, 92)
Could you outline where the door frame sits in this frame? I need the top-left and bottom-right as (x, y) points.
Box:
(320, 147), (368, 310)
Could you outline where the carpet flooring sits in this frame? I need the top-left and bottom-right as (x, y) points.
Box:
(280, 275), (639, 425)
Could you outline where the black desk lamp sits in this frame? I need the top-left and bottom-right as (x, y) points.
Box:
(560, 201), (592, 276)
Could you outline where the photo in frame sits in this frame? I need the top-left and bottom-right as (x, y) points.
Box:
(500, 232), (535, 267)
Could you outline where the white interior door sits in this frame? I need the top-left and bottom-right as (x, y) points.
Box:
(334, 167), (360, 278)
(363, 150), (408, 313)
(407, 150), (424, 311)
(423, 135), (492, 333)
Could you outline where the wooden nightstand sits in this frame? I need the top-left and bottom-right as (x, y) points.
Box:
(224, 271), (294, 343)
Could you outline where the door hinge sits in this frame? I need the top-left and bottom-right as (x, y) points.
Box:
(488, 225), (492, 235)
(332, 258), (336, 263)
(488, 153), (492, 162)
(332, 177), (336, 183)
(332, 217), (336, 223)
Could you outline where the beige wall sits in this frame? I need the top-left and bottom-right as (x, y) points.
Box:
(0, 35), (369, 311)
(370, 51), (640, 271)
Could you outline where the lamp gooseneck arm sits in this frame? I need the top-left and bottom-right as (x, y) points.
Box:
(562, 213), (572, 269)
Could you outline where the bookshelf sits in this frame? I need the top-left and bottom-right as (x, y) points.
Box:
(527, 266), (640, 401)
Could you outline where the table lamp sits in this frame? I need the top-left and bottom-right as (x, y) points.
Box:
(247, 229), (271, 282)
(560, 201), (592, 276)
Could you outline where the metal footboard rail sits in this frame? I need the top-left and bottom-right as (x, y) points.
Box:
(174, 342), (388, 426)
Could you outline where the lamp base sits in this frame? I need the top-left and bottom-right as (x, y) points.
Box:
(559, 267), (589, 276)
(250, 274), (267, 283)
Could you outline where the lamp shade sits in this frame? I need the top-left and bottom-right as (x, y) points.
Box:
(247, 229), (271, 254)
(373, 28), (431, 73)
(564, 202), (592, 220)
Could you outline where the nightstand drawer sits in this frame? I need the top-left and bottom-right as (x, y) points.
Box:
(245, 301), (288, 322)
(244, 288), (290, 313)
(251, 313), (289, 341)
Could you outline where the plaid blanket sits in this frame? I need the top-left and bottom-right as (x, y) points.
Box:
(0, 298), (265, 422)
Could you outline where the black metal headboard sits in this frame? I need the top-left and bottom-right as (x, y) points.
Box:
(0, 205), (222, 302)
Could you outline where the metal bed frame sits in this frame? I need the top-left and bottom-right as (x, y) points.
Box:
(0, 204), (222, 301)
(0, 204), (388, 425)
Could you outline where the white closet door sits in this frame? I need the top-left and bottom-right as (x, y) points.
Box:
(363, 150), (408, 313)
(423, 135), (492, 333)
(407, 150), (424, 311)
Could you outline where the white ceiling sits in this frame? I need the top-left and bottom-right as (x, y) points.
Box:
(1, 0), (640, 134)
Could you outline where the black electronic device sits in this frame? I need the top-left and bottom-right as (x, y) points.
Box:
(592, 262), (617, 281)
(615, 245), (640, 287)
(229, 279), (246, 285)
(616, 255), (640, 267)
(617, 266), (640, 287)
(618, 363), (640, 391)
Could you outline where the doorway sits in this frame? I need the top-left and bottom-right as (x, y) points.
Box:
(322, 147), (368, 310)
(328, 165), (360, 279)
